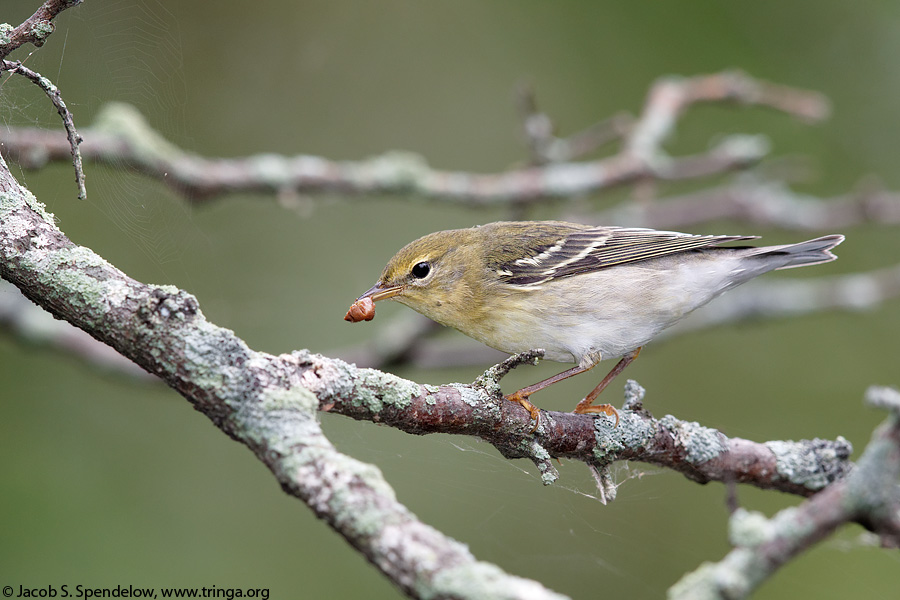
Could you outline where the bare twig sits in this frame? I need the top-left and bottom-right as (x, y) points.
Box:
(670, 386), (900, 600)
(583, 176), (900, 230)
(0, 72), (825, 204)
(516, 81), (632, 164)
(626, 71), (829, 161)
(0, 104), (761, 204)
(0, 0), (82, 59)
(1, 60), (85, 199)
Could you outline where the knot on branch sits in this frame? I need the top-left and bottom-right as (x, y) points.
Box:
(139, 286), (200, 327)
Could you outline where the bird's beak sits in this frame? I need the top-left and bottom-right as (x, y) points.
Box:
(358, 282), (402, 302)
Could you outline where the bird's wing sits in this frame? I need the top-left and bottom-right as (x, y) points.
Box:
(492, 226), (756, 286)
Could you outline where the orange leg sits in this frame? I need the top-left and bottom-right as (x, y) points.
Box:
(505, 362), (596, 431)
(573, 347), (642, 426)
(505, 347), (642, 431)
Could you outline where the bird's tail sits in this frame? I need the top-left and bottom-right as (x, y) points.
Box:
(749, 234), (845, 270)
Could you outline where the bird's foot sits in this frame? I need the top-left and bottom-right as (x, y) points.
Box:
(573, 401), (619, 427)
(504, 391), (541, 433)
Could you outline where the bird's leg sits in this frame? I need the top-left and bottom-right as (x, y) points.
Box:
(505, 355), (600, 431)
(573, 347), (642, 425)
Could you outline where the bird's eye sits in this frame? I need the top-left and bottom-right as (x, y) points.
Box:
(411, 261), (431, 279)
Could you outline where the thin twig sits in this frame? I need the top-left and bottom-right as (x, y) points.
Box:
(1, 59), (85, 199)
(0, 71), (826, 204)
(670, 387), (900, 600)
(626, 71), (830, 160)
(0, 0), (82, 60)
(516, 81), (632, 164)
(0, 106), (760, 204)
(581, 176), (900, 230)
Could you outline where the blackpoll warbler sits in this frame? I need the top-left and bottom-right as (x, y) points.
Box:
(347, 221), (844, 428)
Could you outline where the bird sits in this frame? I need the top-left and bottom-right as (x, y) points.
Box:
(345, 221), (844, 429)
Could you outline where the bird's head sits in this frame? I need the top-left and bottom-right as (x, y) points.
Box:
(354, 228), (483, 328)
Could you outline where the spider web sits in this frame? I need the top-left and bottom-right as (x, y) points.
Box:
(1, 0), (202, 277)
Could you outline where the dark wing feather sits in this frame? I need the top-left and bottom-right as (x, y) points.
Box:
(494, 226), (755, 286)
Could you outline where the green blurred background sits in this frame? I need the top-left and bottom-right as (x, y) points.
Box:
(2, 1), (899, 598)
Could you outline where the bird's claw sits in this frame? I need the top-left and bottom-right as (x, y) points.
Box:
(573, 402), (620, 427)
(504, 391), (541, 433)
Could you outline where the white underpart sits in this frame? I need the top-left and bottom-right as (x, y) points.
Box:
(483, 255), (748, 365)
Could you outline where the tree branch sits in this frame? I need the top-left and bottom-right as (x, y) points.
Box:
(0, 279), (154, 380)
(0, 155), (854, 499)
(0, 154), (567, 600)
(624, 72), (828, 161)
(585, 176), (900, 231)
(670, 386), (900, 600)
(1, 145), (867, 597)
(515, 81), (632, 164)
(0, 71), (826, 204)
(0, 0), (82, 59)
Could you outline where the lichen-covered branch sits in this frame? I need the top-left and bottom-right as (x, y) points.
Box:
(0, 150), (860, 597)
(670, 386), (900, 600)
(0, 154), (565, 600)
(0, 71), (825, 203)
(0, 279), (153, 379)
(312, 360), (853, 495)
(0, 0), (81, 59)
(0, 103), (762, 204)
(0, 152), (854, 499)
